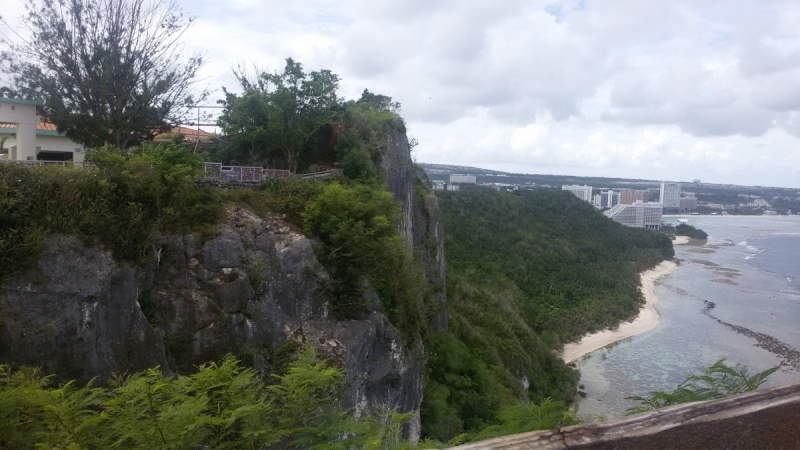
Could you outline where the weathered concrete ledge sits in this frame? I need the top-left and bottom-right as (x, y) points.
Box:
(451, 382), (800, 449)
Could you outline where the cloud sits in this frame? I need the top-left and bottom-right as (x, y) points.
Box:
(3, 0), (800, 186)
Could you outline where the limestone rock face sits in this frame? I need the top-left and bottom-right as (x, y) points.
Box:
(381, 127), (448, 330)
(0, 128), (446, 443)
(0, 235), (168, 383)
(0, 207), (423, 440)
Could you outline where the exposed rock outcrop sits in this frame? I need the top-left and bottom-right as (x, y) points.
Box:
(0, 207), (423, 439)
(0, 235), (168, 383)
(0, 127), (446, 443)
(381, 127), (448, 330)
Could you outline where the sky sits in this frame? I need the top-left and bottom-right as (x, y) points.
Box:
(3, 0), (800, 188)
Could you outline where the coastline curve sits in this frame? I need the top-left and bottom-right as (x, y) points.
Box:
(561, 260), (678, 362)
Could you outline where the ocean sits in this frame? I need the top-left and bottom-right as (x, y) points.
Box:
(574, 215), (800, 419)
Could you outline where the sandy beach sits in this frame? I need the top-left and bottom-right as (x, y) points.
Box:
(672, 236), (690, 245)
(561, 260), (678, 362)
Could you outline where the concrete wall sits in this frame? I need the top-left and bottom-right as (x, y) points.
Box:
(0, 134), (85, 163)
(0, 100), (39, 161)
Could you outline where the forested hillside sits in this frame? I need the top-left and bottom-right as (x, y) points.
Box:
(421, 188), (673, 441)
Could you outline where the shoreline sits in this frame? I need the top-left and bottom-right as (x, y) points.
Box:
(672, 235), (690, 245)
(561, 260), (678, 363)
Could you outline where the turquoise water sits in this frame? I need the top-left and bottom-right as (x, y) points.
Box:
(575, 216), (800, 419)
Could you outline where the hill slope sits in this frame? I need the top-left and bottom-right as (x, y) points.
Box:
(421, 188), (673, 441)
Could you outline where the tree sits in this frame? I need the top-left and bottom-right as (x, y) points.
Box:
(266, 59), (340, 173)
(0, 0), (205, 149)
(218, 59), (340, 172)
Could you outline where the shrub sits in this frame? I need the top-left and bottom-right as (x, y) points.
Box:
(625, 359), (778, 415)
(342, 146), (375, 179)
(0, 346), (412, 449)
(675, 223), (708, 239)
(0, 143), (223, 280)
(301, 181), (427, 339)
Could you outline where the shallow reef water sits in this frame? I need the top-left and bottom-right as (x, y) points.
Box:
(575, 216), (800, 419)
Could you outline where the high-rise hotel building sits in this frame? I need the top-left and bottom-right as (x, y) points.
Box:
(660, 182), (681, 208)
(604, 201), (663, 229)
(562, 185), (593, 202)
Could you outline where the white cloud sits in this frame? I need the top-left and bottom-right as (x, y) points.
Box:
(3, 0), (800, 186)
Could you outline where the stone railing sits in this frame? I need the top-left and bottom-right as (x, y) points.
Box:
(452, 381), (800, 449)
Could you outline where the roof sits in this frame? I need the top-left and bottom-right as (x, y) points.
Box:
(155, 126), (215, 142)
(0, 97), (44, 106)
(0, 121), (216, 141)
(0, 118), (65, 136)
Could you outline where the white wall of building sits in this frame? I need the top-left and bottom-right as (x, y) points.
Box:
(0, 99), (40, 161)
(660, 182), (681, 208)
(0, 133), (85, 163)
(562, 185), (593, 202)
(604, 201), (663, 229)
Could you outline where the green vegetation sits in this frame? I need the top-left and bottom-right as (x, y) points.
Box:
(1, 50), (693, 444)
(675, 224), (708, 240)
(421, 188), (673, 441)
(0, 346), (411, 449)
(0, 143), (222, 279)
(625, 359), (778, 415)
(218, 59), (341, 173)
(1, 151), (431, 347)
(420, 398), (579, 448)
(253, 179), (431, 342)
(217, 57), (405, 174)
(2, 0), (205, 148)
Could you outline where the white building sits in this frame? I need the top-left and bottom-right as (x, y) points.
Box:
(604, 201), (663, 229)
(596, 190), (620, 208)
(0, 97), (85, 162)
(659, 182), (681, 208)
(432, 181), (460, 191)
(562, 185), (593, 202)
(450, 174), (476, 184)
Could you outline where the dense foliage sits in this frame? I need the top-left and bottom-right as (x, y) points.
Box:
(0, 346), (411, 449)
(421, 188), (673, 441)
(675, 223), (708, 239)
(216, 58), (405, 175)
(217, 60), (341, 173)
(0, 143), (222, 279)
(245, 179), (432, 343)
(625, 359), (778, 415)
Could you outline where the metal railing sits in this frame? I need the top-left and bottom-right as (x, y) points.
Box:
(262, 168), (291, 180)
(2, 160), (339, 182)
(202, 162), (292, 183)
(296, 169), (344, 180)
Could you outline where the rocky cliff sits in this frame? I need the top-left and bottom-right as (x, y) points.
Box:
(382, 128), (448, 330)
(0, 128), (445, 442)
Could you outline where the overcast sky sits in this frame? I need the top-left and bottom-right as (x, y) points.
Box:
(4, 0), (800, 187)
